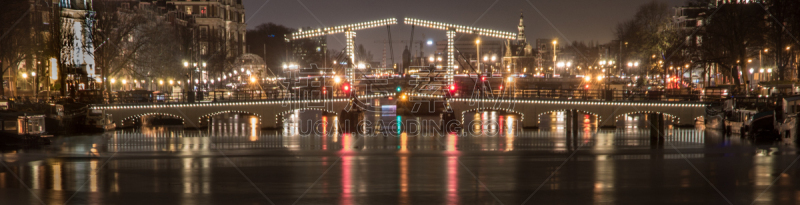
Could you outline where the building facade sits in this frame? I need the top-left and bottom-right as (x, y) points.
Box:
(503, 12), (536, 75)
(167, 0), (247, 75)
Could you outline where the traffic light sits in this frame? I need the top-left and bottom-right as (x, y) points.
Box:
(396, 86), (402, 92)
(499, 85), (503, 90)
(448, 84), (456, 95)
(343, 83), (351, 93)
(481, 76), (486, 82)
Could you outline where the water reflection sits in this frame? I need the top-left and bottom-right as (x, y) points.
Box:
(1, 109), (800, 204)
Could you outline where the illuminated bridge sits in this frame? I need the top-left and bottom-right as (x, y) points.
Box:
(90, 94), (393, 129)
(446, 97), (707, 128)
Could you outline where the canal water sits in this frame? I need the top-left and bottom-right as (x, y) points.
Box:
(1, 110), (800, 204)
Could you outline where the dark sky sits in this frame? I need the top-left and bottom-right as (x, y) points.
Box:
(242, 0), (686, 63)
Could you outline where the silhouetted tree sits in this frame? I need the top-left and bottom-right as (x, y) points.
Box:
(246, 23), (292, 76)
(699, 3), (766, 86)
(0, 0), (36, 96)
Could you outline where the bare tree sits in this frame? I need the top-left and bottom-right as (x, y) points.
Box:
(615, 1), (689, 85)
(0, 0), (36, 97)
(763, 0), (800, 81)
(91, 2), (190, 95)
(699, 3), (766, 86)
(91, 1), (150, 93)
(128, 8), (185, 84)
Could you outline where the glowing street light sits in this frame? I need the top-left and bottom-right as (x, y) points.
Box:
(183, 61), (189, 67)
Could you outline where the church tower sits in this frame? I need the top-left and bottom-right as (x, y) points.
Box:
(517, 11), (526, 42)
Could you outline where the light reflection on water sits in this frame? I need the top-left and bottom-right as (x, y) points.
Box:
(1, 110), (799, 204)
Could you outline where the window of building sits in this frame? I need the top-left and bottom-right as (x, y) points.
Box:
(42, 12), (49, 24)
(185, 6), (192, 14)
(199, 27), (208, 39)
(200, 42), (208, 55)
(696, 35), (702, 46)
(200, 6), (207, 16)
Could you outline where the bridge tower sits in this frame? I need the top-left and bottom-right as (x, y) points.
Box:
(289, 18), (397, 83)
(404, 18), (517, 85)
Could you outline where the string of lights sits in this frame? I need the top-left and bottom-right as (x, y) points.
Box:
(290, 18), (398, 39)
(404, 18), (517, 39)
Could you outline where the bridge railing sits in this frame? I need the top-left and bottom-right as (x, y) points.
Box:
(103, 89), (362, 104)
(98, 88), (398, 104)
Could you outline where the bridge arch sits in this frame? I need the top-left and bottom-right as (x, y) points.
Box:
(276, 108), (339, 126)
(536, 109), (602, 128)
(120, 113), (186, 127)
(460, 107), (525, 123)
(537, 109), (601, 122)
(614, 111), (681, 124)
(199, 110), (263, 127)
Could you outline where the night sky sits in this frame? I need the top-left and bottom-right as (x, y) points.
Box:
(242, 0), (685, 62)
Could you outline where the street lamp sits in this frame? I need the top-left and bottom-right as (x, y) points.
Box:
(553, 40), (558, 74)
(476, 39), (481, 73)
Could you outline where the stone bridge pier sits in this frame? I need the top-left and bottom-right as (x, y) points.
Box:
(447, 99), (707, 128)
